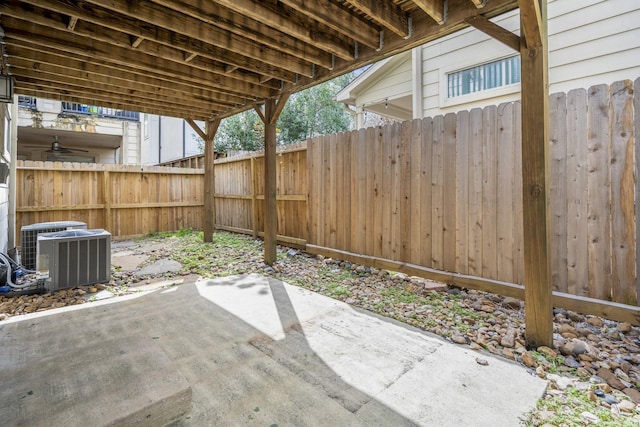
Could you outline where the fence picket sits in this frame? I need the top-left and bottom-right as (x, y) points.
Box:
(610, 80), (636, 305)
(550, 92), (568, 292)
(566, 88), (589, 296)
(587, 84), (613, 300)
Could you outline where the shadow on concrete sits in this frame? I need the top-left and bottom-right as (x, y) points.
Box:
(0, 275), (422, 426)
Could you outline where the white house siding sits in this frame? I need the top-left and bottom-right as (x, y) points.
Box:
(356, 51), (413, 115)
(140, 114), (204, 165)
(121, 121), (141, 165)
(0, 104), (12, 254)
(419, 0), (640, 117)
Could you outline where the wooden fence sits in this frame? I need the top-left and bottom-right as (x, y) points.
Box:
(16, 78), (640, 316)
(16, 162), (204, 244)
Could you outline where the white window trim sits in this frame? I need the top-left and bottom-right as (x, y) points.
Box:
(439, 54), (522, 109)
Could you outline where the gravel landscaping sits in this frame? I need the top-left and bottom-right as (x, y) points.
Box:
(2, 229), (640, 426)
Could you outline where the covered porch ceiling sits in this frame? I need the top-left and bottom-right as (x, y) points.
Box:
(1, 0), (519, 121)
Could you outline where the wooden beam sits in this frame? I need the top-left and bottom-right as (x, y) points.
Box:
(278, 0), (381, 49)
(12, 0), (299, 82)
(74, 0), (315, 77)
(204, 119), (221, 243)
(15, 80), (218, 118)
(212, 0), (354, 60)
(466, 15), (520, 52)
(185, 119), (206, 142)
(519, 0), (543, 48)
(346, 0), (409, 37)
(413, 0), (447, 25)
(8, 45), (246, 105)
(12, 66), (228, 111)
(0, 10), (282, 92)
(520, 0), (552, 348)
(470, 0), (486, 8)
(152, 0), (341, 66)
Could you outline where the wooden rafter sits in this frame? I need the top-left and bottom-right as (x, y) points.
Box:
(347, 0), (409, 37)
(9, 48), (246, 106)
(412, 0), (446, 25)
(279, 0), (381, 49)
(466, 15), (520, 52)
(1, 19), (276, 98)
(152, 0), (341, 66)
(212, 0), (354, 60)
(74, 0), (315, 77)
(9, 0), (300, 82)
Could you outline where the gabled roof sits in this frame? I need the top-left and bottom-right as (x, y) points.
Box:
(1, 0), (519, 121)
(335, 50), (411, 105)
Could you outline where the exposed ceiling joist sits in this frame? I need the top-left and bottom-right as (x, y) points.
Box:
(279, 0), (381, 49)
(4, 0), (520, 121)
(77, 0), (316, 77)
(347, 0), (409, 37)
(410, 0), (446, 25)
(212, 0), (354, 60)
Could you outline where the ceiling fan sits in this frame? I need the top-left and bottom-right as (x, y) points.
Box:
(46, 136), (89, 154)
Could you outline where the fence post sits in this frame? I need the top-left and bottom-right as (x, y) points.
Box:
(103, 170), (111, 232)
(203, 119), (220, 243)
(251, 156), (258, 238)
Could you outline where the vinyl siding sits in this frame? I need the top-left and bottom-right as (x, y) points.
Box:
(418, 0), (640, 117)
(355, 52), (412, 108)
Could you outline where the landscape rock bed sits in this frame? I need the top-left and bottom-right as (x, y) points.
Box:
(2, 231), (639, 425)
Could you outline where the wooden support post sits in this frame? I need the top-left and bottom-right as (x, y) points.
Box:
(520, 0), (552, 348)
(203, 118), (220, 242)
(103, 170), (111, 232)
(256, 93), (290, 265)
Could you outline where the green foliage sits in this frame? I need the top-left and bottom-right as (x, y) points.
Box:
(277, 73), (354, 144)
(524, 386), (639, 426)
(213, 74), (355, 152)
(215, 109), (265, 152)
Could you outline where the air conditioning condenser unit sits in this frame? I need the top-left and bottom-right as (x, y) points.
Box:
(21, 221), (87, 270)
(37, 229), (111, 292)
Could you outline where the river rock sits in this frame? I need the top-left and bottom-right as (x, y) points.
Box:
(618, 399), (637, 412)
(597, 368), (627, 390)
(617, 322), (632, 333)
(521, 351), (537, 368)
(501, 296), (521, 310)
(587, 317), (604, 327)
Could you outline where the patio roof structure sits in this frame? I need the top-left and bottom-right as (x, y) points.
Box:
(0, 0), (552, 347)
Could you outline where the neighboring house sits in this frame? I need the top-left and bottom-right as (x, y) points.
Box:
(337, 0), (640, 127)
(140, 114), (204, 165)
(16, 97), (203, 165)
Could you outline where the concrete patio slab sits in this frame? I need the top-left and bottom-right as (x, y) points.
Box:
(0, 335), (191, 427)
(0, 274), (546, 426)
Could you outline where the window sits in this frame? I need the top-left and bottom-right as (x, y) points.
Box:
(447, 55), (520, 98)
